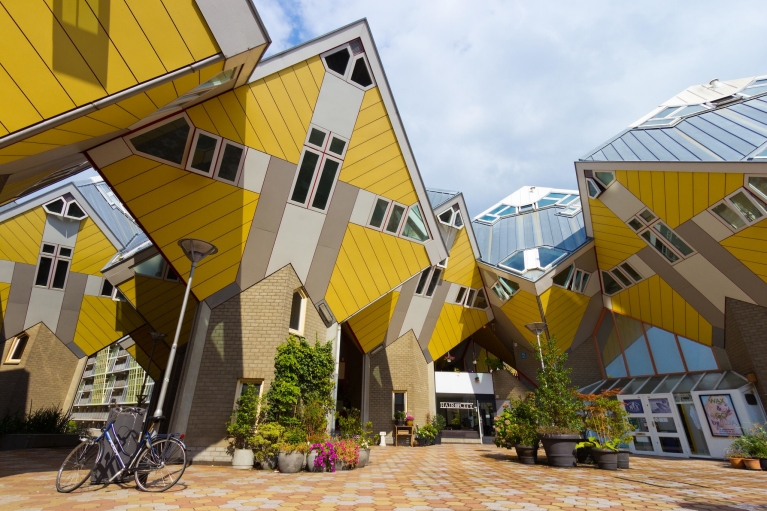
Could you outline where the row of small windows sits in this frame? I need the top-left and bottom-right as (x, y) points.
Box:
(367, 197), (431, 243)
(289, 125), (349, 213)
(450, 285), (488, 310)
(709, 178), (767, 232)
(499, 246), (568, 275)
(34, 243), (71, 290)
(415, 265), (444, 298)
(600, 261), (645, 296)
(476, 193), (580, 224)
(552, 264), (591, 294)
(627, 209), (695, 265)
(131, 254), (180, 282)
(490, 276), (519, 302)
(437, 205), (464, 229)
(43, 194), (87, 220)
(322, 39), (375, 91)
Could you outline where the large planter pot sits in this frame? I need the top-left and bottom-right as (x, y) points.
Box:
(515, 445), (538, 465)
(306, 450), (319, 472)
(617, 449), (630, 469)
(760, 458), (767, 471)
(744, 459), (762, 471)
(258, 455), (278, 470)
(540, 434), (580, 468)
(232, 448), (254, 470)
(729, 457), (744, 469)
(278, 451), (305, 473)
(576, 445), (591, 464)
(592, 448), (618, 471)
(358, 448), (370, 468)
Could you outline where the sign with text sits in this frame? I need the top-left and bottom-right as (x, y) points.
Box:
(440, 402), (475, 409)
(700, 394), (742, 437)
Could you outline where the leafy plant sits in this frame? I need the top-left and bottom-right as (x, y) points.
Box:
(576, 388), (631, 451)
(303, 398), (328, 440)
(226, 385), (263, 453)
(312, 441), (337, 471)
(729, 424), (767, 458)
(394, 411), (406, 421)
(430, 413), (446, 432)
(485, 355), (504, 372)
(415, 423), (438, 445)
(337, 407), (363, 438)
(576, 435), (622, 452)
(533, 335), (583, 435)
(494, 393), (539, 448)
(334, 438), (360, 468)
(356, 421), (374, 449)
(252, 422), (284, 463)
(0, 407), (71, 434)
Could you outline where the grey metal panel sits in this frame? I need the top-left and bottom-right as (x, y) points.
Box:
(538, 210), (554, 247)
(416, 279), (451, 352)
(24, 287), (64, 331)
(77, 182), (141, 246)
(600, 143), (622, 161)
(730, 103), (767, 125)
(61, 272), (87, 312)
(569, 293), (604, 351)
(686, 116), (756, 155)
(591, 150), (607, 161)
(251, 156), (295, 233)
(304, 182), (357, 301)
(702, 112), (767, 147)
(237, 227), (276, 291)
(204, 282), (242, 309)
(647, 130), (700, 161)
(57, 273), (86, 352)
(610, 138), (639, 160)
(662, 129), (719, 161)
(630, 130), (678, 161)
(712, 326), (725, 349)
(386, 276), (418, 347)
(43, 215), (80, 246)
(675, 220), (767, 307)
(195, 0), (268, 58)
(473, 223), (490, 260)
(62, 334), (86, 358)
(426, 189), (458, 208)
(636, 246), (723, 329)
(675, 122), (744, 160)
(8, 263), (34, 305)
(574, 248), (599, 273)
(621, 132), (658, 160)
(55, 310), (81, 347)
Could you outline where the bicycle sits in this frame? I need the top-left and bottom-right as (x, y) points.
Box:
(56, 407), (187, 493)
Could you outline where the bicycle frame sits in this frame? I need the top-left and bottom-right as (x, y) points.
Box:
(92, 413), (158, 482)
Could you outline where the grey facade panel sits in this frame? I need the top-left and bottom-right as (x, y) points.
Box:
(318, 182), (357, 250)
(621, 131), (657, 160)
(251, 157), (295, 233)
(426, 189), (458, 209)
(8, 263), (34, 306)
(303, 245), (337, 301)
(237, 227), (277, 291)
(205, 282), (242, 310)
(630, 130), (677, 160)
(77, 183), (141, 246)
(55, 310), (81, 348)
(385, 276), (417, 347)
(415, 278), (451, 354)
(56, 272), (87, 345)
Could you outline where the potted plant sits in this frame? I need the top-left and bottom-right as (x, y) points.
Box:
(415, 423), (438, 446)
(406, 413), (414, 426)
(394, 411), (406, 426)
(430, 413), (446, 444)
(533, 335), (583, 468)
(252, 422), (283, 470)
(576, 388), (631, 470)
(309, 441), (336, 472)
(334, 438), (360, 470)
(725, 443), (747, 469)
(493, 394), (539, 465)
(357, 421), (374, 467)
(732, 425), (767, 470)
(277, 426), (308, 473)
(226, 385), (262, 470)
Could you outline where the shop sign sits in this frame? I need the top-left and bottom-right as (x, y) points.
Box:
(440, 402), (475, 409)
(700, 394), (743, 437)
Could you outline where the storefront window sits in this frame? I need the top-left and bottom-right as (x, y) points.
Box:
(615, 314), (654, 376)
(678, 336), (718, 371)
(644, 325), (686, 374)
(596, 313), (627, 378)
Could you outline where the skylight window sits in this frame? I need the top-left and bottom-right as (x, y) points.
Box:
(499, 247), (567, 274)
(639, 104), (709, 128)
(740, 78), (767, 97)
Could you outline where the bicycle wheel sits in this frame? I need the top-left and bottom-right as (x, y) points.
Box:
(56, 440), (101, 493)
(134, 437), (187, 492)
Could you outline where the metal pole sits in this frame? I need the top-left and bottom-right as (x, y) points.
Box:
(476, 400), (483, 444)
(154, 259), (197, 418)
(329, 324), (342, 434)
(536, 332), (545, 370)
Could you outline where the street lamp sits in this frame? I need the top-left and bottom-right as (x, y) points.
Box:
(153, 239), (217, 419)
(524, 322), (547, 369)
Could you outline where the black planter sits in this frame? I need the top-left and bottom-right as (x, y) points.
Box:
(515, 444), (538, 465)
(617, 449), (630, 469)
(592, 448), (618, 470)
(576, 445), (592, 464)
(396, 420), (404, 426)
(540, 434), (580, 468)
(760, 458), (767, 471)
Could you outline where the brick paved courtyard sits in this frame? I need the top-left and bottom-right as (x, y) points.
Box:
(1, 444), (766, 510)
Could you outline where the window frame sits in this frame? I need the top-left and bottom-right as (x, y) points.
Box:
(383, 201), (408, 235)
(288, 289), (307, 336)
(234, 379), (263, 410)
(400, 203), (431, 243)
(131, 254), (167, 280)
(321, 43), (355, 81)
(745, 174), (767, 202)
(100, 279), (115, 298)
(125, 113), (194, 169)
(415, 267), (433, 296)
(593, 171), (616, 189)
(451, 285), (468, 304)
(288, 148), (324, 208)
(367, 197), (392, 231)
(185, 128), (223, 177)
(601, 270), (624, 296)
(424, 267), (443, 297)
(467, 288), (489, 310)
(43, 196), (89, 221)
(438, 208), (454, 226)
(213, 139), (247, 185)
(709, 187), (766, 233)
(5, 334), (29, 364)
(392, 391), (407, 418)
(347, 53), (376, 91)
(586, 178), (601, 199)
(34, 243), (72, 291)
(627, 210), (695, 265)
(307, 153), (344, 213)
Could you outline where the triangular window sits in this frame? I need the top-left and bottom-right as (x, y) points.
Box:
(324, 48), (351, 76)
(129, 117), (192, 166)
(350, 57), (372, 87)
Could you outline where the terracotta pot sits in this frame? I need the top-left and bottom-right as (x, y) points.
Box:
(729, 457), (744, 469)
(592, 448), (618, 470)
(540, 434), (580, 468)
(743, 458), (762, 471)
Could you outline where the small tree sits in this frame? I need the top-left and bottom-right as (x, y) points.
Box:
(494, 392), (539, 448)
(226, 385), (263, 454)
(576, 388), (630, 451)
(533, 335), (582, 435)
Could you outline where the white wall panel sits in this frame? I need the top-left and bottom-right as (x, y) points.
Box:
(24, 287), (65, 331)
(349, 188), (375, 227)
(0, 260), (14, 283)
(599, 182), (646, 221)
(691, 210), (734, 242)
(435, 371), (494, 395)
(266, 204), (326, 282)
(311, 75), (365, 139)
(84, 275), (104, 296)
(239, 148), (270, 194)
(42, 216), (80, 247)
(398, 294), (431, 339)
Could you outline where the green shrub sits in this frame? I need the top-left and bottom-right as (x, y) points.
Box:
(336, 407), (362, 438)
(252, 422), (284, 462)
(430, 413), (446, 432)
(533, 335), (582, 435)
(226, 385), (263, 453)
(415, 423), (438, 445)
(494, 393), (539, 448)
(729, 424), (767, 458)
(0, 407), (71, 434)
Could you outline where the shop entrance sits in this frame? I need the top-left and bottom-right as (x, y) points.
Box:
(619, 393), (690, 457)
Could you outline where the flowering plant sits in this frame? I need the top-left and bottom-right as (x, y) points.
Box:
(405, 414), (414, 422)
(312, 441), (337, 472)
(334, 438), (360, 469)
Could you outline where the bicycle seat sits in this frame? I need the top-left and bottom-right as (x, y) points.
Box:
(148, 415), (165, 423)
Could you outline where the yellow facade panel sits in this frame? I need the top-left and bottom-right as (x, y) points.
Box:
(124, 0), (193, 71)
(264, 73), (307, 148)
(25, 129), (90, 147)
(539, 286), (591, 351)
(721, 220), (767, 283)
(427, 304), (488, 360)
(249, 79), (300, 163)
(71, 218), (116, 275)
(144, 81), (179, 111)
(0, 64), (43, 133)
(0, 283), (10, 332)
(217, 92), (259, 148)
(589, 199), (646, 269)
(348, 291), (399, 353)
(499, 290), (542, 345)
(348, 226), (391, 294)
(85, 103), (138, 130)
(73, 295), (145, 355)
(202, 96), (243, 144)
(0, 206), (46, 264)
(233, 86), (280, 156)
(341, 151), (403, 185)
(159, 0), (220, 60)
(186, 103), (219, 135)
(306, 55), (325, 88)
(442, 228), (482, 288)
(291, 59), (321, 108)
(0, 141), (61, 157)
(115, 93), (158, 119)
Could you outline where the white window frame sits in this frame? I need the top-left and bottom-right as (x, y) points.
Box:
(414, 267), (433, 296)
(288, 148), (323, 208)
(288, 288), (307, 336)
(305, 124), (330, 152)
(400, 203), (432, 244)
(601, 270), (625, 296)
(325, 132), (350, 160)
(709, 187), (767, 233)
(125, 113), (194, 169)
(321, 43), (355, 81)
(307, 153), (344, 213)
(499, 247), (567, 275)
(450, 286), (468, 304)
(392, 391), (407, 418)
(347, 53), (376, 91)
(234, 379), (263, 409)
(43, 196), (88, 220)
(745, 174), (767, 202)
(213, 139), (247, 185)
(466, 288), (488, 310)
(100, 279), (115, 298)
(490, 276), (518, 302)
(586, 177), (601, 199)
(131, 254), (167, 280)
(437, 208), (454, 226)
(367, 197), (392, 231)
(609, 267), (633, 288)
(570, 268), (591, 293)
(163, 264), (180, 282)
(185, 128), (223, 177)
(5, 334), (29, 364)
(34, 243), (72, 291)
(437, 258), (448, 269)
(290, 127), (348, 213)
(618, 262), (643, 283)
(593, 171), (616, 189)
(383, 201), (408, 235)
(627, 209), (694, 265)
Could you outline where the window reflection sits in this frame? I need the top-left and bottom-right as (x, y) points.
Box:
(595, 312), (627, 377)
(678, 336), (718, 371)
(644, 324), (685, 374)
(615, 315), (654, 376)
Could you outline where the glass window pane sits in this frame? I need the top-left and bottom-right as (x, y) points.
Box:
(633, 435), (654, 451)
(545, 193), (568, 199)
(500, 251), (526, 272)
(552, 265), (573, 287)
(453, 211), (464, 228)
(42, 244), (56, 254)
(536, 198), (559, 207)
(328, 137), (346, 156)
(473, 290), (488, 309)
(289, 291), (302, 331)
(596, 313), (627, 378)
(385, 204), (406, 233)
(35, 257), (53, 286)
(51, 259), (69, 289)
(587, 179), (600, 198)
(655, 419), (678, 434)
(717, 371), (747, 390)
(673, 105), (707, 117)
(498, 205), (516, 215)
(478, 215), (496, 222)
(65, 202), (86, 219)
(45, 198), (65, 214)
(491, 283), (508, 301)
(401, 205), (430, 242)
(10, 335), (28, 360)
(678, 336), (718, 371)
(101, 280), (114, 297)
(659, 437), (684, 454)
(622, 377), (649, 394)
(595, 171), (615, 186)
(311, 158), (340, 211)
(415, 268), (431, 295)
(538, 247), (565, 268)
(133, 254), (165, 278)
(438, 209), (453, 224)
(580, 272), (590, 292)
(498, 277), (519, 295)
(455, 287), (466, 303)
(217, 144), (244, 182)
(712, 202), (746, 229)
(638, 376), (666, 394)
(369, 199), (389, 228)
(394, 392), (405, 414)
(673, 373), (703, 393)
(747, 176), (767, 202)
(519, 204), (533, 212)
(728, 191), (763, 223)
(190, 133), (219, 173)
(654, 374), (683, 393)
(489, 204), (508, 215)
(426, 268), (442, 297)
(291, 151), (320, 204)
(641, 230), (680, 263)
(639, 210), (656, 223)
(572, 270), (583, 291)
(350, 58), (372, 87)
(611, 268), (632, 287)
(308, 128), (326, 147)
(620, 263), (642, 282)
(130, 118), (190, 165)
(694, 372), (722, 391)
(58, 247), (72, 258)
(464, 288), (476, 306)
(325, 48), (351, 75)
(615, 314), (654, 376)
(601, 271), (623, 295)
(652, 222), (693, 256)
(653, 106), (681, 119)
(628, 218), (644, 231)
(644, 325), (685, 374)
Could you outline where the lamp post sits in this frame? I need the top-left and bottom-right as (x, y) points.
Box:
(524, 322), (548, 370)
(153, 239), (217, 419)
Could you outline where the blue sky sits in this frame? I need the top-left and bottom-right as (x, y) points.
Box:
(253, 0), (767, 216)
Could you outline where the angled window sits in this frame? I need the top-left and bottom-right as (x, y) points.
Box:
(454, 286), (467, 304)
(651, 222), (693, 256)
(601, 271), (623, 295)
(127, 116), (192, 167)
(471, 289), (488, 309)
(44, 196), (88, 221)
(557, 201), (582, 218)
(35, 243), (71, 290)
(594, 171), (615, 188)
(164, 266), (179, 282)
(477, 214), (496, 223)
(289, 149), (322, 206)
(711, 202), (745, 230)
(553, 264), (589, 293)
(310, 156), (342, 212)
(324, 46), (352, 76)
(552, 265), (574, 288)
(293, 128), (347, 213)
(572, 269), (590, 293)
(498, 277), (519, 296)
(627, 217), (644, 231)
(611, 268), (632, 287)
(464, 288), (476, 307)
(368, 198), (391, 230)
(155, 69), (237, 115)
(747, 175), (767, 202)
(638, 209), (656, 224)
(499, 251), (526, 273)
(452, 211), (464, 228)
(638, 104), (708, 128)
(710, 187), (765, 232)
(536, 192), (568, 209)
(586, 178), (601, 199)
(437, 259), (448, 269)
(44, 198), (65, 215)
(100, 279), (114, 297)
(401, 204), (430, 242)
(187, 129), (222, 175)
(620, 263), (643, 282)
(6, 334), (29, 363)
(132, 254), (166, 279)
(214, 141), (246, 184)
(306, 126), (328, 151)
(438, 209), (453, 225)
(641, 230), (680, 263)
(349, 55), (374, 88)
(65, 201), (87, 220)
(289, 289), (307, 335)
(425, 268), (442, 297)
(385, 203), (407, 234)
(415, 268), (433, 296)
(491, 281), (510, 301)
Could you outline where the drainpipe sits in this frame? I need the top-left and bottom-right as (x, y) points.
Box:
(329, 323), (342, 434)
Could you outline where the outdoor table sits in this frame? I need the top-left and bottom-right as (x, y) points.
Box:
(394, 425), (415, 447)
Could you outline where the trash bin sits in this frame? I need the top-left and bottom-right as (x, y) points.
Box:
(90, 406), (147, 484)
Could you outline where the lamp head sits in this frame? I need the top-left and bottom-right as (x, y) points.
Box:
(524, 322), (547, 335)
(149, 331), (167, 342)
(178, 239), (217, 263)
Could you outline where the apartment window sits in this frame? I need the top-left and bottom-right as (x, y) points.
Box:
(324, 46), (352, 77)
(415, 267), (442, 297)
(627, 209), (694, 264)
(552, 264), (590, 294)
(368, 198), (391, 230)
(490, 277), (519, 301)
(400, 204), (430, 242)
(425, 268), (442, 297)
(385, 203), (407, 234)
(132, 254), (178, 282)
(437, 206), (464, 229)
(453, 286), (468, 304)
(5, 334), (29, 363)
(214, 141), (246, 184)
(601, 271), (624, 295)
(127, 115), (193, 167)
(709, 187), (766, 232)
(290, 127), (348, 213)
(593, 171), (615, 188)
(234, 380), (262, 408)
(349, 55), (373, 88)
(321, 41), (375, 91)
(586, 178), (601, 199)
(747, 175), (767, 202)
(34, 243), (71, 290)
(393, 391), (407, 416)
(620, 262), (643, 283)
(610, 268), (632, 287)
(470, 289), (488, 309)
(187, 129), (222, 175)
(100, 280), (114, 297)
(289, 289), (307, 335)
(43, 195), (88, 220)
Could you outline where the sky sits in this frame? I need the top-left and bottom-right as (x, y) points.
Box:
(253, 0), (767, 217)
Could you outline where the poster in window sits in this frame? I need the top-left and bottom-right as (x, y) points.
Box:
(700, 394), (742, 437)
(649, 398), (672, 414)
(623, 399), (643, 414)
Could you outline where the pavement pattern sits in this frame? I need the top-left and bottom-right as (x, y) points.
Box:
(0, 444), (766, 510)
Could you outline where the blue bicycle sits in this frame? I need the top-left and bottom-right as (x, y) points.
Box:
(56, 407), (187, 493)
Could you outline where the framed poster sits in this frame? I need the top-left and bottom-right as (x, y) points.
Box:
(699, 394), (743, 437)
(649, 398), (672, 414)
(624, 399), (643, 414)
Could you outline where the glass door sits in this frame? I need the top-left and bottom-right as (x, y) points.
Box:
(620, 393), (690, 457)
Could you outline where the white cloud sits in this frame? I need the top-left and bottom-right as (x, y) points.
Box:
(253, 0), (767, 216)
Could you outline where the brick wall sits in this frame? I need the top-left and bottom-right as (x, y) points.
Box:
(724, 298), (767, 406)
(185, 265), (329, 463)
(368, 331), (430, 445)
(491, 369), (533, 406)
(512, 342), (542, 386)
(0, 323), (79, 416)
(566, 338), (604, 389)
